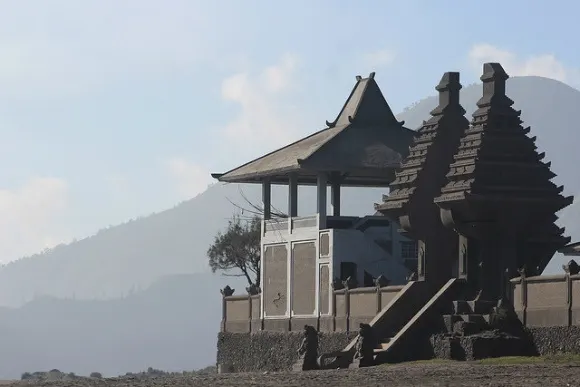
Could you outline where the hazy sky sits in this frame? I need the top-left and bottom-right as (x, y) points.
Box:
(0, 0), (578, 262)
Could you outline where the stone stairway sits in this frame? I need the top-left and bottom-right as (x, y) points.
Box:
(318, 278), (463, 369)
(442, 300), (495, 336)
(432, 299), (536, 361)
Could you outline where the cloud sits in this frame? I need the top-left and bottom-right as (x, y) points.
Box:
(166, 158), (213, 200)
(220, 54), (304, 151)
(0, 177), (70, 262)
(363, 49), (396, 69)
(468, 44), (580, 87)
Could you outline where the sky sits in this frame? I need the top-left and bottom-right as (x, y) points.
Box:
(0, 0), (578, 263)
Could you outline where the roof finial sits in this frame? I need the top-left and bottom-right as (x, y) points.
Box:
(356, 75), (362, 81)
(429, 72), (465, 116)
(476, 62), (513, 109)
(369, 72), (376, 79)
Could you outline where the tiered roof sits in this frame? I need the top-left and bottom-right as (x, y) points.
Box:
(212, 73), (415, 186)
(376, 72), (469, 217)
(435, 63), (573, 212)
(434, 63), (573, 272)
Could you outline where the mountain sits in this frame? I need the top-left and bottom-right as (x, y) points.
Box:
(0, 75), (578, 308)
(0, 273), (246, 379)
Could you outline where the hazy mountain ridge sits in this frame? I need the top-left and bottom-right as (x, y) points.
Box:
(0, 76), (578, 307)
(0, 273), (246, 379)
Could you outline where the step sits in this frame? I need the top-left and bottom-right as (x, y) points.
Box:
(453, 300), (497, 314)
(468, 300), (496, 314)
(453, 320), (484, 336)
(459, 314), (490, 324)
(373, 339), (392, 353)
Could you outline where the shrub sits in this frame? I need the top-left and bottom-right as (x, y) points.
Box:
(90, 372), (103, 379)
(21, 372), (32, 380)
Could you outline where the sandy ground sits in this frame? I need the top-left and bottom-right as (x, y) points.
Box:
(7, 362), (580, 386)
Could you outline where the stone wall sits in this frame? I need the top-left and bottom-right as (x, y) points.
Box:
(217, 331), (357, 373)
(526, 326), (580, 355)
(221, 285), (405, 333)
(219, 273), (580, 372)
(511, 273), (580, 327)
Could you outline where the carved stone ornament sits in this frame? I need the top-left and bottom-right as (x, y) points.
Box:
(294, 325), (319, 371)
(563, 259), (580, 275)
(331, 278), (344, 290)
(220, 285), (235, 297)
(342, 276), (358, 290)
(406, 272), (418, 282)
(374, 275), (390, 288)
(353, 323), (376, 367)
(246, 284), (261, 295)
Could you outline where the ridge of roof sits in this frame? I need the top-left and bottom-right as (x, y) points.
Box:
(326, 72), (403, 129)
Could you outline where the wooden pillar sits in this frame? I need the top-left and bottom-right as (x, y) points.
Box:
(262, 178), (272, 220)
(317, 172), (328, 229)
(288, 173), (298, 217)
(330, 173), (341, 216)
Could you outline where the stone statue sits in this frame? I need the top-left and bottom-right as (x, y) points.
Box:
(353, 323), (376, 367)
(220, 285), (235, 297)
(294, 325), (319, 371)
(563, 259), (580, 275)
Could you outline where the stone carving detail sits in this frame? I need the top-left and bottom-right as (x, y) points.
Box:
(460, 244), (468, 275)
(562, 260), (580, 275)
(272, 292), (285, 308)
(374, 275), (390, 288)
(418, 246), (425, 276)
(517, 265), (526, 280)
(220, 285), (235, 297)
(294, 325), (319, 371)
(353, 323), (376, 367)
(342, 276), (357, 290)
(246, 284), (261, 295)
(331, 278), (344, 290)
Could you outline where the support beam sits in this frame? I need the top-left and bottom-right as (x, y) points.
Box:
(330, 173), (341, 216)
(262, 178), (271, 220)
(288, 173), (298, 217)
(317, 172), (328, 229)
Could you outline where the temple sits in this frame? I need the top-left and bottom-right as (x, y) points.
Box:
(216, 63), (580, 372)
(212, 73), (416, 330)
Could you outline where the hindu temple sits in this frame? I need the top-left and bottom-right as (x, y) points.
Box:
(214, 63), (580, 372)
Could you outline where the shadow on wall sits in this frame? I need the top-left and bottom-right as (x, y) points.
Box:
(0, 273), (246, 380)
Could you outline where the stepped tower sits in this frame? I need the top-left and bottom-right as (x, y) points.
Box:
(376, 72), (470, 284)
(435, 63), (574, 300)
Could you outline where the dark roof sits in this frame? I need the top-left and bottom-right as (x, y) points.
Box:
(559, 242), (580, 256)
(211, 72), (415, 186)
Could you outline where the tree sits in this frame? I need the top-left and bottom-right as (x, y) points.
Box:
(208, 215), (261, 287)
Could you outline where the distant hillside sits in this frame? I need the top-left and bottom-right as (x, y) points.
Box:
(0, 273), (246, 379)
(0, 75), (578, 307)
